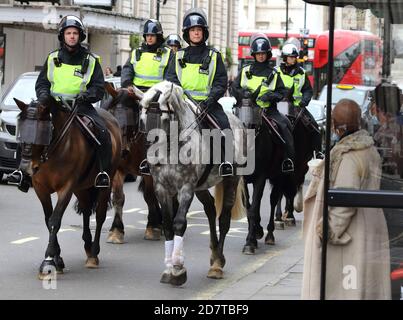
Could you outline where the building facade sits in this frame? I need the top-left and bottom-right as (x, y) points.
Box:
(0, 0), (239, 89)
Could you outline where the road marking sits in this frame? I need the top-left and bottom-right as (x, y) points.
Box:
(11, 237), (39, 244)
(59, 228), (76, 233)
(138, 209), (148, 215)
(123, 208), (141, 213)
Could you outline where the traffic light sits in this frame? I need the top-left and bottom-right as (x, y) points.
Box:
(300, 38), (309, 61)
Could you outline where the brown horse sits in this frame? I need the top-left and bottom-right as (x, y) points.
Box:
(14, 98), (121, 279)
(103, 84), (162, 243)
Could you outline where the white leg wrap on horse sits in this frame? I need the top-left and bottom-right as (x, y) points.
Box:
(172, 235), (184, 266)
(164, 240), (174, 268)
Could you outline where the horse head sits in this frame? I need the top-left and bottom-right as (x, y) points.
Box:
(14, 98), (53, 175)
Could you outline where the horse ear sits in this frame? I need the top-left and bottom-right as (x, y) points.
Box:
(13, 98), (28, 112)
(105, 82), (118, 98)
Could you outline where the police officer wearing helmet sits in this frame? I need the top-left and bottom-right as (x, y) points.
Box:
(278, 42), (322, 157)
(231, 34), (295, 172)
(121, 18), (171, 175)
(166, 8), (233, 176)
(166, 34), (182, 52)
(8, 15), (111, 189)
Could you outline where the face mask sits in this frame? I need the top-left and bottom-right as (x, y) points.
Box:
(331, 132), (340, 144)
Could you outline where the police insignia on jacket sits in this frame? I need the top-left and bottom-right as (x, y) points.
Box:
(153, 55), (162, 62)
(74, 69), (84, 78)
(199, 68), (209, 75)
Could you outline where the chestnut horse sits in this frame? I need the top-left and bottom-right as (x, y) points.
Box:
(102, 84), (162, 243)
(14, 98), (121, 279)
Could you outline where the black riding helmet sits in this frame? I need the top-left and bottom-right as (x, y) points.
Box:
(182, 8), (209, 44)
(166, 34), (182, 48)
(143, 19), (164, 41)
(250, 34), (272, 60)
(58, 15), (86, 42)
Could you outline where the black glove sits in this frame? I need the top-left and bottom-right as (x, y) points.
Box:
(75, 92), (89, 104)
(299, 101), (307, 108)
(38, 94), (53, 107)
(200, 98), (214, 111)
(258, 90), (274, 103)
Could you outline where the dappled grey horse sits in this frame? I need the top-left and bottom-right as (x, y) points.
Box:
(138, 81), (249, 286)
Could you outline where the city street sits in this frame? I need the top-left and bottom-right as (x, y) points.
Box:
(0, 177), (304, 300)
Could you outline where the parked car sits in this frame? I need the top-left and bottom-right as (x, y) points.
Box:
(0, 72), (121, 181)
(0, 72), (38, 180)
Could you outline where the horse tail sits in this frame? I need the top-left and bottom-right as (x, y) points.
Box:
(214, 177), (247, 220)
(74, 187), (112, 215)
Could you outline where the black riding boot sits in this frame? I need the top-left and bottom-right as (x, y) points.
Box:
(94, 127), (112, 188)
(7, 143), (31, 192)
(280, 124), (295, 173)
(219, 135), (234, 177)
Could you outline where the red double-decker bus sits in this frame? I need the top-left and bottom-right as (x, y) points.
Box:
(238, 30), (317, 85)
(313, 29), (382, 95)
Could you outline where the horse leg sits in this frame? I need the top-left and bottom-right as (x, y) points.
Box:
(157, 193), (176, 284)
(213, 177), (239, 277)
(284, 194), (297, 227)
(86, 188), (109, 268)
(244, 179), (251, 209)
(243, 176), (266, 255)
(143, 176), (162, 241)
(275, 193), (285, 230)
(38, 188), (72, 280)
(75, 190), (94, 260)
(169, 184), (194, 286)
(107, 170), (125, 244)
(34, 186), (65, 277)
(266, 184), (280, 245)
(195, 190), (221, 279)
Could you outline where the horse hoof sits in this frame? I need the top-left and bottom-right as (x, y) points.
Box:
(169, 265), (187, 286)
(285, 218), (296, 227)
(85, 257), (99, 268)
(144, 227), (161, 241)
(107, 230), (125, 244)
(275, 221), (285, 230)
(53, 256), (65, 273)
(207, 267), (223, 279)
(38, 258), (59, 280)
(242, 245), (256, 255)
(256, 226), (264, 240)
(265, 233), (275, 245)
(160, 268), (173, 284)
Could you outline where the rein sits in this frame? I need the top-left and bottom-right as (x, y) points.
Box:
(41, 100), (78, 162)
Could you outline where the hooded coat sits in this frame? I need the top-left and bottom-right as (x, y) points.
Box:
(302, 130), (391, 300)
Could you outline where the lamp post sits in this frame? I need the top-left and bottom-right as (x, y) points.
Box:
(156, 0), (167, 20)
(285, 0), (289, 39)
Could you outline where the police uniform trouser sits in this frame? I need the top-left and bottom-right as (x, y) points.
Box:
(264, 108), (295, 162)
(205, 102), (232, 163)
(301, 108), (322, 153)
(77, 103), (112, 172)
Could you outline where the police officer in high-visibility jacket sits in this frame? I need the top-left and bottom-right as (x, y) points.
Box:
(166, 8), (233, 176)
(231, 34), (295, 172)
(278, 42), (322, 156)
(166, 34), (182, 53)
(8, 15), (110, 188)
(121, 19), (171, 174)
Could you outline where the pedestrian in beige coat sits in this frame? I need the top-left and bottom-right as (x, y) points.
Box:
(301, 99), (391, 300)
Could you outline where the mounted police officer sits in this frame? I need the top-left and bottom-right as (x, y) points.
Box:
(166, 8), (233, 176)
(278, 42), (323, 157)
(8, 15), (111, 188)
(166, 34), (182, 52)
(121, 18), (171, 175)
(231, 34), (295, 172)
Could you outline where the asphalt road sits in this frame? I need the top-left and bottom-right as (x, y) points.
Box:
(0, 176), (303, 300)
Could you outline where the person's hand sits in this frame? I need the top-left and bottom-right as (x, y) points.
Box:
(75, 92), (89, 104)
(38, 94), (53, 107)
(200, 98), (214, 111)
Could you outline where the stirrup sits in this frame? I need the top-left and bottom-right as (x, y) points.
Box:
(314, 151), (324, 160)
(219, 161), (234, 177)
(282, 158), (294, 173)
(94, 171), (110, 188)
(7, 170), (23, 186)
(139, 159), (151, 176)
